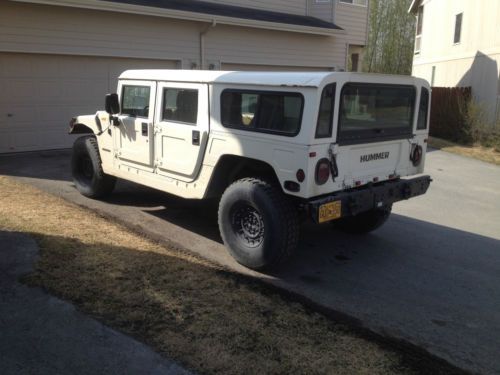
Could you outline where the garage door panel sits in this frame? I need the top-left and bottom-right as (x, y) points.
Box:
(3, 79), (36, 103)
(0, 53), (179, 153)
(54, 58), (109, 79)
(0, 55), (32, 78)
(36, 80), (65, 102)
(3, 106), (38, 128)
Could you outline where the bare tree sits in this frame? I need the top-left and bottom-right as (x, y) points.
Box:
(363, 0), (416, 75)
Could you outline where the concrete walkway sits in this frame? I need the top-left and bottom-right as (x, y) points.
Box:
(0, 231), (192, 375)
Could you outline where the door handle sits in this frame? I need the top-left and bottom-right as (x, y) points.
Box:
(142, 122), (149, 136)
(192, 130), (200, 146)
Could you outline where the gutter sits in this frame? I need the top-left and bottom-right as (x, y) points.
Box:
(200, 20), (216, 70)
(12, 0), (346, 36)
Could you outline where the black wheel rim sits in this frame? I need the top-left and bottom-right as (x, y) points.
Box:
(231, 203), (265, 248)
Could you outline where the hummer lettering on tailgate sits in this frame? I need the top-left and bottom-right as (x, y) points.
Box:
(360, 152), (390, 163)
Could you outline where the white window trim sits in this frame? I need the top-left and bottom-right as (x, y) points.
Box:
(339, 0), (368, 7)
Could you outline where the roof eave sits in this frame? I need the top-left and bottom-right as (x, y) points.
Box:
(11, 0), (345, 36)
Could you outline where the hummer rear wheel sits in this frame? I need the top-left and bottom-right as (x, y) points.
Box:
(218, 178), (299, 270)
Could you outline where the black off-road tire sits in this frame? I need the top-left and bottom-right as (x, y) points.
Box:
(334, 204), (392, 234)
(71, 136), (116, 199)
(218, 178), (299, 270)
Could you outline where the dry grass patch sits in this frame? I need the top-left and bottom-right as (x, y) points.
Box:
(0, 175), (464, 375)
(428, 136), (500, 166)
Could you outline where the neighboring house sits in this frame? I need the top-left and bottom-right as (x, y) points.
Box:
(409, 0), (500, 124)
(0, 0), (369, 153)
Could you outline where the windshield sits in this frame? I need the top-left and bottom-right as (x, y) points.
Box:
(338, 83), (416, 144)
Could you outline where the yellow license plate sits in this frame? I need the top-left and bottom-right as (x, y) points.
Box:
(318, 201), (342, 223)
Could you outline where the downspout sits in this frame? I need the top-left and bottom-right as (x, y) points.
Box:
(345, 42), (350, 72)
(200, 19), (217, 70)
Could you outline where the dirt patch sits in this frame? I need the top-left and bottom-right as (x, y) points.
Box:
(0, 176), (466, 375)
(428, 136), (500, 165)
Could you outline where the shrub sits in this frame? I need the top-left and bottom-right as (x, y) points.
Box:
(465, 100), (500, 151)
(429, 87), (472, 144)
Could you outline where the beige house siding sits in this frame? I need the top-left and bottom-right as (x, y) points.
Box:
(203, 0), (307, 16)
(0, 2), (196, 63)
(335, 1), (369, 46)
(0, 1), (345, 70)
(205, 25), (345, 70)
(411, 0), (500, 123)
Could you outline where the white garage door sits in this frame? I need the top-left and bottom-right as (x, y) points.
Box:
(221, 63), (328, 72)
(0, 53), (178, 153)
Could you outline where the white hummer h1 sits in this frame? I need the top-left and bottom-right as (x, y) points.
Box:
(69, 70), (431, 270)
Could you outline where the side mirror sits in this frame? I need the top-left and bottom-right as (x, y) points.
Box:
(105, 93), (120, 115)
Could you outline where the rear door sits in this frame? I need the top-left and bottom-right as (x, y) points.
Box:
(154, 82), (209, 181)
(335, 83), (417, 185)
(115, 80), (156, 168)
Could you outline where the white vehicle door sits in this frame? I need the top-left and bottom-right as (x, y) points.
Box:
(114, 80), (156, 168)
(153, 82), (209, 181)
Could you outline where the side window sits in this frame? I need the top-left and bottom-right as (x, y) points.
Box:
(162, 88), (198, 125)
(221, 90), (304, 136)
(121, 86), (150, 117)
(316, 83), (336, 138)
(417, 87), (429, 130)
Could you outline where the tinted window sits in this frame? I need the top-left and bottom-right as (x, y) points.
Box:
(316, 84), (336, 138)
(417, 88), (429, 130)
(221, 90), (303, 136)
(338, 83), (416, 144)
(121, 86), (150, 117)
(162, 88), (198, 124)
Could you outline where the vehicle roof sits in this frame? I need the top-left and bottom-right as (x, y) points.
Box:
(119, 69), (429, 88)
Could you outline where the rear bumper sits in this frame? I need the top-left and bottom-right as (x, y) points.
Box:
(308, 175), (432, 224)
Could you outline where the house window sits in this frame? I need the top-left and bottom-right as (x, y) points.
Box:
(454, 13), (463, 44)
(415, 5), (424, 53)
(162, 88), (198, 125)
(339, 0), (367, 6)
(121, 85), (151, 118)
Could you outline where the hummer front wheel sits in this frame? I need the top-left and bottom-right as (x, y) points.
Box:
(71, 136), (116, 199)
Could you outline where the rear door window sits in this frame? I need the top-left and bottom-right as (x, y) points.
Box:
(338, 83), (416, 144)
(162, 88), (198, 125)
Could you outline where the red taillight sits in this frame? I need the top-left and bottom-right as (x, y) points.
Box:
(315, 158), (330, 185)
(296, 169), (305, 182)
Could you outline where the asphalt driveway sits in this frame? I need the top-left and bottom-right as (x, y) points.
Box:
(1, 149), (499, 375)
(0, 231), (191, 375)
